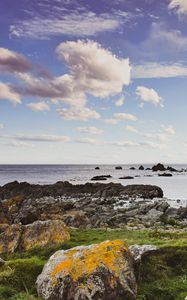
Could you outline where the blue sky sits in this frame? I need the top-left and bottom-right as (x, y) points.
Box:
(0, 0), (187, 164)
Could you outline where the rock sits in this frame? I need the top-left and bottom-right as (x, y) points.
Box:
(0, 224), (21, 254)
(95, 167), (100, 170)
(91, 175), (112, 181)
(115, 166), (122, 170)
(0, 257), (5, 267)
(20, 220), (70, 251)
(139, 165), (144, 170)
(167, 166), (178, 172)
(158, 173), (173, 177)
(146, 168), (151, 170)
(130, 167), (136, 170)
(36, 240), (137, 300)
(0, 220), (70, 254)
(129, 245), (157, 262)
(152, 163), (166, 172)
(119, 176), (134, 180)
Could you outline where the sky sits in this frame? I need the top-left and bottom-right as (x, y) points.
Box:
(0, 0), (187, 164)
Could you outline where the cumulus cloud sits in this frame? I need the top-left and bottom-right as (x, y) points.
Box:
(56, 40), (131, 98)
(115, 95), (125, 107)
(112, 140), (140, 147)
(27, 101), (50, 112)
(169, 0), (187, 16)
(76, 126), (103, 135)
(57, 107), (100, 121)
(0, 48), (32, 73)
(0, 82), (21, 104)
(132, 62), (187, 79)
(136, 86), (163, 107)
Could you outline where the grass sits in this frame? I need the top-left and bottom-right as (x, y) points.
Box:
(0, 228), (187, 300)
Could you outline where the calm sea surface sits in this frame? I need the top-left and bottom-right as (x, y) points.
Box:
(0, 164), (187, 201)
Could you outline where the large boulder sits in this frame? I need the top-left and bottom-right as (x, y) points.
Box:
(0, 220), (70, 254)
(21, 220), (70, 251)
(36, 240), (137, 300)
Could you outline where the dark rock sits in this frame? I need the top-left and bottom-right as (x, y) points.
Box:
(130, 167), (136, 170)
(166, 166), (178, 172)
(119, 176), (134, 180)
(152, 163), (166, 172)
(146, 168), (151, 170)
(139, 165), (144, 170)
(115, 166), (122, 170)
(91, 175), (112, 181)
(158, 173), (173, 177)
(95, 167), (100, 170)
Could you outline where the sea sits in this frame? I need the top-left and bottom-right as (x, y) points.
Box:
(0, 164), (187, 204)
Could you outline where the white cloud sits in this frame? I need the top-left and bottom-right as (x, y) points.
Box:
(112, 140), (140, 147)
(76, 126), (103, 135)
(132, 62), (187, 79)
(56, 40), (131, 98)
(0, 47), (32, 73)
(27, 101), (50, 112)
(104, 118), (119, 125)
(136, 86), (163, 107)
(10, 134), (71, 143)
(161, 124), (175, 135)
(125, 125), (139, 133)
(169, 0), (187, 16)
(140, 140), (166, 149)
(74, 137), (98, 145)
(9, 12), (120, 39)
(113, 113), (138, 121)
(0, 124), (4, 129)
(0, 82), (21, 104)
(57, 107), (100, 121)
(115, 95), (125, 107)
(3, 141), (34, 148)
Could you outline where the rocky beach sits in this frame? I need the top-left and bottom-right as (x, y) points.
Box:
(0, 164), (186, 300)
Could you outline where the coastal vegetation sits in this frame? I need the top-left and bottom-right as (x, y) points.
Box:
(0, 228), (187, 300)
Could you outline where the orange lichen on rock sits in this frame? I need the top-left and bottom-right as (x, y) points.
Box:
(51, 240), (128, 282)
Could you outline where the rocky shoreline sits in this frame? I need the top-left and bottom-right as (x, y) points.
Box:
(0, 180), (186, 238)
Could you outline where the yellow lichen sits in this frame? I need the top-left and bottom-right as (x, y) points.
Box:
(51, 240), (128, 283)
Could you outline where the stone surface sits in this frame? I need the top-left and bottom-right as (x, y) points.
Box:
(129, 245), (157, 262)
(36, 240), (137, 300)
(152, 163), (166, 172)
(0, 224), (21, 254)
(0, 220), (70, 254)
(21, 220), (70, 251)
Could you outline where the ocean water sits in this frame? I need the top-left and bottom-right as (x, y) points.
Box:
(0, 164), (187, 201)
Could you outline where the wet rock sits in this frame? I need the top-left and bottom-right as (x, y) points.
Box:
(115, 166), (122, 170)
(130, 167), (136, 170)
(152, 163), (166, 172)
(139, 165), (144, 170)
(95, 167), (100, 170)
(36, 240), (137, 300)
(91, 175), (112, 181)
(158, 173), (173, 177)
(167, 166), (178, 172)
(119, 176), (134, 180)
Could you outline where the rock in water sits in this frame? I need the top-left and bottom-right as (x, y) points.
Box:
(152, 163), (166, 172)
(21, 220), (70, 251)
(139, 165), (144, 170)
(36, 240), (137, 300)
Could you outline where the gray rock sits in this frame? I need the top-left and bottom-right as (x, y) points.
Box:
(129, 244), (157, 262)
